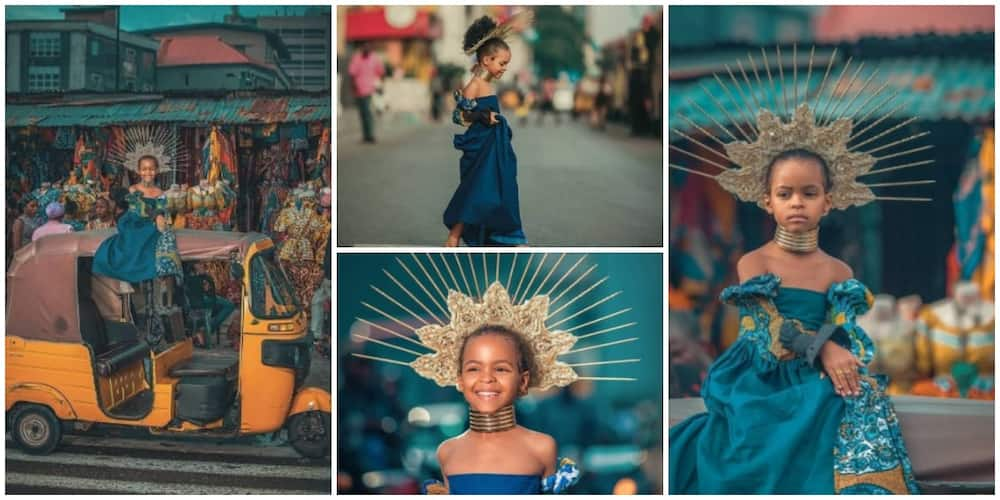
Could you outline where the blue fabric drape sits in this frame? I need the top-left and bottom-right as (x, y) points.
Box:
(444, 94), (526, 246)
(669, 274), (919, 494)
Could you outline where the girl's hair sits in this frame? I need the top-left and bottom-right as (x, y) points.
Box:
(458, 324), (536, 384)
(463, 16), (510, 62)
(137, 155), (159, 169)
(765, 148), (833, 192)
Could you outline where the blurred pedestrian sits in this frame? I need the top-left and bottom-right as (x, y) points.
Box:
(592, 75), (611, 131)
(348, 42), (385, 144)
(11, 195), (40, 252)
(537, 78), (557, 126)
(86, 196), (116, 230)
(553, 75), (574, 124)
(32, 202), (74, 241)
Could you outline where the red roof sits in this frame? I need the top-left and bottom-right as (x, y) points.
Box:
(157, 35), (266, 68)
(345, 8), (433, 41)
(815, 6), (994, 42)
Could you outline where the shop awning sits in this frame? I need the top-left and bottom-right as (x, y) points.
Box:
(345, 8), (433, 41)
(5, 95), (330, 127)
(669, 56), (993, 136)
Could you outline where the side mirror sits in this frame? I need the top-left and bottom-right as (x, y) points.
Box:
(230, 262), (245, 280)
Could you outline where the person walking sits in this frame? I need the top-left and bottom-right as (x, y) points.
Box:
(348, 42), (385, 144)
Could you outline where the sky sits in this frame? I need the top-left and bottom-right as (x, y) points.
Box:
(590, 5), (661, 46)
(5, 5), (330, 31)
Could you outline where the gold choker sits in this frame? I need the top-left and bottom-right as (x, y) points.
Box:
(469, 405), (516, 433)
(774, 225), (818, 253)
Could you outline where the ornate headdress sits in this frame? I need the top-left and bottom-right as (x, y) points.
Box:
(351, 254), (639, 391)
(463, 10), (535, 56)
(670, 45), (935, 209)
(107, 124), (188, 179)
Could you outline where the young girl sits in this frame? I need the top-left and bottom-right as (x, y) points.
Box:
(443, 15), (527, 247)
(669, 149), (919, 494)
(424, 325), (578, 494)
(93, 155), (182, 283)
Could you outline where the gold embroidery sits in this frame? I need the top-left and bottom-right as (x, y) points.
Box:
(834, 466), (909, 494)
(757, 298), (815, 361)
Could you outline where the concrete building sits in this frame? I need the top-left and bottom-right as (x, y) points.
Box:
(6, 9), (159, 93)
(156, 35), (288, 90)
(135, 22), (292, 89)
(257, 9), (331, 91)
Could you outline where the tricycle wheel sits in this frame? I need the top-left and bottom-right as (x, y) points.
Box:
(12, 404), (62, 455)
(287, 410), (330, 459)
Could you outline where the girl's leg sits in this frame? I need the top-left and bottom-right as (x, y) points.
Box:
(445, 223), (463, 247)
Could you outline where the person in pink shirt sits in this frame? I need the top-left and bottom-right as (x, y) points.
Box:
(31, 202), (74, 242)
(348, 42), (385, 144)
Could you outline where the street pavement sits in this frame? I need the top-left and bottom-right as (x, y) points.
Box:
(6, 433), (330, 494)
(337, 114), (663, 246)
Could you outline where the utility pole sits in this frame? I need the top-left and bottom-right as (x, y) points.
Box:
(115, 5), (121, 91)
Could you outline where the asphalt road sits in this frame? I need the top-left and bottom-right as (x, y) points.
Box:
(6, 433), (331, 494)
(338, 116), (663, 246)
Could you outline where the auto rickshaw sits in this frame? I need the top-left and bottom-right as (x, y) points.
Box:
(6, 229), (331, 458)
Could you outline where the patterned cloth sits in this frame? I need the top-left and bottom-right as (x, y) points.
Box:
(670, 273), (919, 494)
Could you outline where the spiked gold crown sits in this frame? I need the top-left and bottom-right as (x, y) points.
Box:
(670, 45), (935, 209)
(351, 254), (639, 391)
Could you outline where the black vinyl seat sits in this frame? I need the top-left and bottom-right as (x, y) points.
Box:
(169, 352), (238, 379)
(79, 297), (149, 377)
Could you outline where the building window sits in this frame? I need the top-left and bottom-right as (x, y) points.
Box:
(90, 39), (100, 56)
(29, 33), (61, 57)
(28, 66), (61, 91)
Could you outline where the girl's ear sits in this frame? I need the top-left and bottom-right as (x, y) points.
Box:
(763, 194), (774, 214)
(823, 192), (832, 216)
(518, 370), (530, 396)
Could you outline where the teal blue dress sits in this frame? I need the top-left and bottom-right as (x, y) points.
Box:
(669, 274), (919, 494)
(443, 92), (527, 246)
(422, 458), (579, 494)
(93, 190), (182, 283)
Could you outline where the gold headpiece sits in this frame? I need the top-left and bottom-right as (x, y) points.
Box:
(107, 124), (188, 175)
(464, 10), (535, 56)
(670, 45), (935, 209)
(351, 254), (639, 391)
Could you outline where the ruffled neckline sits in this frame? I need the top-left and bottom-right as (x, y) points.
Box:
(721, 272), (872, 317)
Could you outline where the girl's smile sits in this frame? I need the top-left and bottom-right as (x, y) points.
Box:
(459, 333), (528, 414)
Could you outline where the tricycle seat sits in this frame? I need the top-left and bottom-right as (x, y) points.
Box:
(96, 340), (150, 377)
(169, 352), (238, 380)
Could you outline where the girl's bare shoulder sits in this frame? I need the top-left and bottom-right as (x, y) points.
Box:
(462, 78), (493, 100)
(736, 247), (769, 282)
(517, 427), (556, 464)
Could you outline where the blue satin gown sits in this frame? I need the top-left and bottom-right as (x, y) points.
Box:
(447, 474), (540, 494)
(93, 191), (182, 283)
(443, 94), (527, 246)
(669, 274), (919, 494)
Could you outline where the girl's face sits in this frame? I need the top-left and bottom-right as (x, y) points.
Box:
(95, 199), (109, 218)
(139, 159), (158, 183)
(458, 333), (529, 414)
(764, 157), (832, 232)
(24, 200), (38, 217)
(482, 48), (511, 80)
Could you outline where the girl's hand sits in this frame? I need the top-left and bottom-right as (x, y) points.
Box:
(488, 112), (498, 125)
(819, 341), (864, 397)
(156, 214), (167, 232)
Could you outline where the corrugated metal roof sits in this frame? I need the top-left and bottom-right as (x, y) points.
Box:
(6, 96), (330, 127)
(669, 57), (993, 137)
